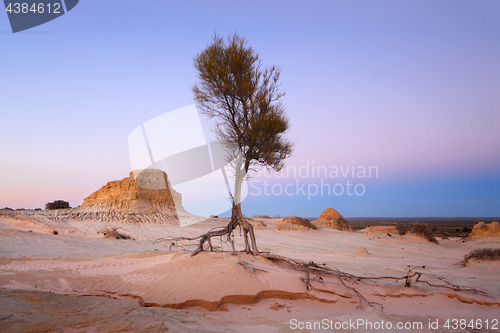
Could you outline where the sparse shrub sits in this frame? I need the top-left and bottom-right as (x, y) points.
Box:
(406, 224), (438, 244)
(253, 214), (271, 219)
(209, 214), (219, 218)
(45, 200), (70, 210)
(462, 248), (500, 265)
(101, 228), (131, 240)
(462, 227), (472, 233)
(248, 219), (267, 230)
(282, 216), (318, 230)
(277, 224), (303, 231)
(3, 207), (13, 210)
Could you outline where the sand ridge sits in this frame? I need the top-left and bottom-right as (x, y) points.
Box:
(0, 214), (499, 332)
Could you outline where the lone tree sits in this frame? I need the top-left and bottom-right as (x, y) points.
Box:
(156, 35), (486, 307)
(192, 33), (293, 255)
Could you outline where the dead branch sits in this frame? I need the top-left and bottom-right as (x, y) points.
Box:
(334, 266), (384, 311)
(157, 230), (490, 311)
(415, 280), (489, 296)
(237, 260), (268, 273)
(304, 263), (311, 291)
(154, 235), (202, 245)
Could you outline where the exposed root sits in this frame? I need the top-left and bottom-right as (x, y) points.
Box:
(154, 234), (493, 311)
(334, 266), (384, 311)
(237, 261), (268, 273)
(156, 212), (492, 311)
(254, 252), (490, 311)
(155, 202), (259, 256)
(0, 314), (13, 321)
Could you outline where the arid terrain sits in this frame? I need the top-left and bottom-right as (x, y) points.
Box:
(0, 207), (499, 332)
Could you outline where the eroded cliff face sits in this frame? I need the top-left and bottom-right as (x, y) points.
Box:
(2, 171), (201, 226)
(468, 221), (500, 240)
(81, 170), (183, 213)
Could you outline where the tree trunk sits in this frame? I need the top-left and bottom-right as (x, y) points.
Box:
(231, 201), (258, 254)
(232, 167), (259, 254)
(191, 159), (259, 255)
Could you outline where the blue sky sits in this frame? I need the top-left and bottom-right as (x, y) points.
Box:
(1, 1), (499, 217)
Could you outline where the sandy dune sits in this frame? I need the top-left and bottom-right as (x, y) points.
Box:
(0, 213), (499, 332)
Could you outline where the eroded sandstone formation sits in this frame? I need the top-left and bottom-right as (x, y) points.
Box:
(1, 170), (202, 225)
(468, 221), (500, 240)
(311, 208), (351, 231)
(81, 169), (183, 213)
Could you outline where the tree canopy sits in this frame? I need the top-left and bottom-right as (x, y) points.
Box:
(193, 33), (293, 175)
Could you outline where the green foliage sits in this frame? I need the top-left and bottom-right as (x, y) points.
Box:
(193, 33), (293, 173)
(45, 200), (70, 210)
